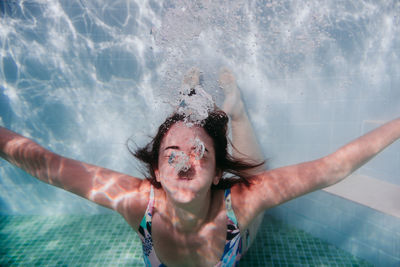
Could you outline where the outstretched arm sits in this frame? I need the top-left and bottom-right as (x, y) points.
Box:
(0, 127), (149, 227)
(258, 118), (400, 208)
(234, 118), (400, 224)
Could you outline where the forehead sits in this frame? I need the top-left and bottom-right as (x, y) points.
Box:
(161, 122), (214, 149)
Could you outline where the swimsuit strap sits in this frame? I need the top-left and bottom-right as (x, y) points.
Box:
(138, 186), (166, 267)
(146, 186), (155, 222)
(224, 188), (238, 225)
(219, 188), (243, 266)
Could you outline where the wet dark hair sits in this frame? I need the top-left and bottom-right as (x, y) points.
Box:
(130, 109), (265, 189)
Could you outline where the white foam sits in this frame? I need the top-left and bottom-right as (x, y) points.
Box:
(177, 85), (214, 125)
(193, 137), (205, 160)
(168, 151), (190, 172)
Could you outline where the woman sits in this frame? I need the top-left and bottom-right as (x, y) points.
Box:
(0, 68), (399, 267)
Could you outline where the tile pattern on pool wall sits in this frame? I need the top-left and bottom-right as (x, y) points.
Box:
(266, 190), (400, 267)
(0, 214), (372, 266)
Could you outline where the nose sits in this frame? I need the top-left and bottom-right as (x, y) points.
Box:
(177, 152), (198, 177)
(178, 165), (195, 177)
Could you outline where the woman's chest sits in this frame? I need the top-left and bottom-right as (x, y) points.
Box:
(151, 212), (228, 266)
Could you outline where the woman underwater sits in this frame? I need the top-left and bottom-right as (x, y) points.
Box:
(1, 68), (399, 267)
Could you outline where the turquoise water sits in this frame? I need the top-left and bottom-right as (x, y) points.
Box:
(0, 214), (373, 266)
(1, 0), (400, 266)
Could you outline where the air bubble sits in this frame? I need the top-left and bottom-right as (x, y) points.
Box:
(176, 85), (214, 125)
(168, 151), (190, 172)
(193, 137), (205, 160)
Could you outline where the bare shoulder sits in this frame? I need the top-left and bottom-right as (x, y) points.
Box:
(231, 175), (275, 229)
(231, 158), (335, 229)
(117, 178), (152, 231)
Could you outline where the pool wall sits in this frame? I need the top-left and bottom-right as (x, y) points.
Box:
(267, 190), (400, 267)
(260, 98), (400, 267)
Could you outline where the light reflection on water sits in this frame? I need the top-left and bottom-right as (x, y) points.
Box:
(1, 1), (399, 266)
(0, 0), (399, 216)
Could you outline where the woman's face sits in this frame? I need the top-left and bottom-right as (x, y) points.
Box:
(155, 121), (220, 204)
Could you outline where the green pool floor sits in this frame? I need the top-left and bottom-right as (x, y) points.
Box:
(0, 214), (373, 266)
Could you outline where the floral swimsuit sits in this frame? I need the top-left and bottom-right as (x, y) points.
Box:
(138, 186), (249, 267)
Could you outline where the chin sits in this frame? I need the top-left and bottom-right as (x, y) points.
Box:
(163, 182), (205, 204)
(172, 191), (196, 204)
(169, 187), (197, 204)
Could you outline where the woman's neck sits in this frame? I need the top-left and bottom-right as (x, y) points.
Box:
(165, 189), (213, 233)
